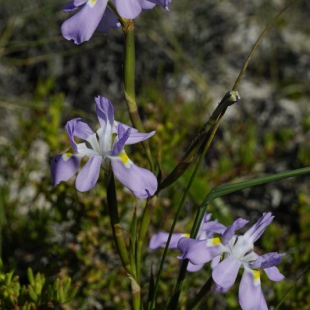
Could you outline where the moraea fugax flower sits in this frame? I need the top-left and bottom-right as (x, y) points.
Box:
(61, 0), (172, 44)
(51, 96), (157, 199)
(178, 212), (285, 310)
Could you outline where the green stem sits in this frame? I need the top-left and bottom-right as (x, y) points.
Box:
(165, 111), (226, 310)
(186, 276), (213, 310)
(106, 174), (141, 309)
(123, 19), (154, 171)
(158, 91), (239, 191)
(106, 173), (132, 273)
(137, 196), (157, 282)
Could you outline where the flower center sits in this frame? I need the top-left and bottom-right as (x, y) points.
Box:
(228, 236), (253, 262)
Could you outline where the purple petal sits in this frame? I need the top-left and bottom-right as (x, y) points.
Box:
(125, 131), (156, 145)
(66, 118), (94, 152)
(197, 214), (214, 240)
(115, 0), (142, 19)
(109, 152), (157, 198)
(251, 252), (285, 269)
(177, 238), (225, 265)
(75, 155), (102, 191)
(140, 0), (156, 9)
(62, 0), (87, 12)
(187, 262), (204, 272)
(211, 255), (221, 269)
(202, 221), (226, 234)
(147, 0), (172, 10)
(61, 0), (108, 44)
(243, 212), (274, 243)
(264, 266), (285, 282)
(95, 96), (114, 128)
(97, 6), (121, 32)
(222, 218), (249, 245)
(149, 232), (187, 249)
(115, 121), (138, 133)
(51, 154), (81, 185)
(239, 267), (268, 310)
(203, 213), (212, 222)
(212, 256), (241, 288)
(112, 126), (131, 155)
(214, 284), (230, 293)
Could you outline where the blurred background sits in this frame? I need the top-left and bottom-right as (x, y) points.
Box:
(0, 0), (310, 309)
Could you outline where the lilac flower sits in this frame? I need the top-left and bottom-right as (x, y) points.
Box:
(149, 213), (215, 272)
(178, 212), (285, 310)
(61, 0), (172, 44)
(51, 96), (157, 198)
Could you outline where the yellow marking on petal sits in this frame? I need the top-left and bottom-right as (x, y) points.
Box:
(87, 0), (97, 8)
(253, 269), (261, 286)
(253, 270), (260, 279)
(118, 151), (132, 168)
(206, 237), (222, 247)
(62, 153), (72, 161)
(183, 233), (190, 238)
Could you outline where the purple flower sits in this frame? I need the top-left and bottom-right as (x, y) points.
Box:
(149, 214), (215, 272)
(178, 212), (285, 310)
(51, 96), (157, 198)
(61, 0), (172, 44)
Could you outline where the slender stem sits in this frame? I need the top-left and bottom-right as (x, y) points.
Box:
(166, 111), (226, 310)
(158, 91), (239, 191)
(186, 276), (213, 310)
(106, 173), (132, 273)
(123, 19), (154, 171)
(137, 196), (157, 282)
(106, 174), (141, 309)
(232, 0), (300, 91)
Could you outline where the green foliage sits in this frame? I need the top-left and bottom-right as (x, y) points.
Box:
(0, 260), (78, 309)
(1, 0), (310, 309)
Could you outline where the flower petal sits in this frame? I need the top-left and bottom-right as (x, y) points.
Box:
(125, 131), (156, 145)
(62, 0), (87, 12)
(139, 0), (156, 9)
(239, 267), (268, 310)
(264, 266), (285, 282)
(109, 151), (157, 198)
(96, 6), (121, 32)
(75, 155), (102, 191)
(115, 0), (142, 19)
(222, 218), (249, 245)
(61, 0), (108, 44)
(243, 212), (274, 243)
(197, 213), (214, 240)
(214, 284), (230, 293)
(251, 252), (285, 269)
(66, 118), (94, 152)
(115, 121), (138, 133)
(51, 154), (82, 185)
(147, 0), (172, 11)
(112, 125), (131, 155)
(149, 232), (187, 249)
(95, 96), (114, 128)
(187, 262), (204, 272)
(202, 221), (226, 234)
(177, 238), (225, 265)
(211, 255), (221, 269)
(212, 256), (241, 288)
